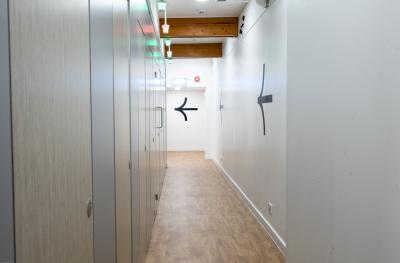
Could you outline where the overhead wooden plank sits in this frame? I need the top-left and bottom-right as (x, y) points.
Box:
(160, 17), (238, 38)
(167, 43), (223, 58)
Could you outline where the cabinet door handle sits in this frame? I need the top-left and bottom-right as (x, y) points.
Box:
(155, 106), (163, 128)
(86, 198), (93, 218)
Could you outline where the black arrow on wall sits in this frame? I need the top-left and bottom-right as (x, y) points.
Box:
(258, 63), (273, 136)
(175, 97), (198, 121)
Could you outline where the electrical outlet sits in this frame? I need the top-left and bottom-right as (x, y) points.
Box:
(267, 202), (274, 217)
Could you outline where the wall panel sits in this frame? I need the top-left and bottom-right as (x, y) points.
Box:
(129, 12), (147, 263)
(90, 0), (116, 262)
(0, 0), (14, 261)
(113, 0), (132, 262)
(130, 1), (167, 260)
(287, 1), (400, 262)
(9, 0), (93, 261)
(6, 1), (165, 263)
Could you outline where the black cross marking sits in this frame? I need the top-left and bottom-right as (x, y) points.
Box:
(257, 63), (273, 136)
(175, 97), (198, 121)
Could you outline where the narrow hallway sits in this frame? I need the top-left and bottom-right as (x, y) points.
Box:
(146, 152), (284, 263)
(3, 0), (400, 262)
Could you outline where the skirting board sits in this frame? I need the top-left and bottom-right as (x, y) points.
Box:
(211, 157), (287, 256)
(204, 153), (213, 160)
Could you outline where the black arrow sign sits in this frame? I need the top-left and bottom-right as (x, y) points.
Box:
(258, 63), (273, 136)
(175, 97), (198, 121)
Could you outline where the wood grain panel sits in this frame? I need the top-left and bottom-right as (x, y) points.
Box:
(129, 13), (146, 263)
(160, 17), (238, 38)
(113, 0), (132, 262)
(9, 0), (93, 262)
(168, 43), (222, 58)
(136, 17), (151, 263)
(145, 45), (155, 252)
(0, 0), (15, 261)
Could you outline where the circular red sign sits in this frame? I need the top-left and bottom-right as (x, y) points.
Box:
(194, 76), (201, 83)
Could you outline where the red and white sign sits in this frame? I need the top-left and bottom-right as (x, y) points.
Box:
(194, 76), (201, 83)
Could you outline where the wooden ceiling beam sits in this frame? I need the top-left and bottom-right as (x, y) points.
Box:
(166, 43), (223, 58)
(160, 17), (239, 38)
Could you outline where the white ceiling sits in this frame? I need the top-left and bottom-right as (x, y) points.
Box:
(165, 0), (247, 18)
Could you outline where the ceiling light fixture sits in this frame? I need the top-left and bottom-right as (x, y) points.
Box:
(162, 24), (170, 34)
(167, 50), (172, 58)
(167, 44), (172, 58)
(162, 1), (169, 34)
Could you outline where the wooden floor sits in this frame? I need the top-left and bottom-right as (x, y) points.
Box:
(146, 152), (285, 263)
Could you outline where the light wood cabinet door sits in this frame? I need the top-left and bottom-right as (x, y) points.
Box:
(9, 0), (93, 262)
(113, 0), (132, 262)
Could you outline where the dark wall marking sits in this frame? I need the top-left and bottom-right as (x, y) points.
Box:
(175, 97), (198, 122)
(257, 63), (273, 136)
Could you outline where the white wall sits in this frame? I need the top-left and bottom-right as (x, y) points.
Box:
(166, 58), (212, 88)
(167, 91), (206, 151)
(287, 1), (400, 263)
(212, 0), (287, 252)
(206, 59), (221, 159)
(166, 59), (215, 152)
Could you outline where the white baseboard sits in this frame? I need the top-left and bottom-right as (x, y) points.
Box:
(211, 158), (287, 256)
(204, 153), (213, 160)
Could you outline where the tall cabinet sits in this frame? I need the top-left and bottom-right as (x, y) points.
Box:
(132, 3), (168, 261)
(9, 0), (94, 262)
(5, 0), (167, 262)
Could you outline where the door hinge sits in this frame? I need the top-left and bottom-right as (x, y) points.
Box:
(128, 161), (132, 169)
(155, 194), (159, 201)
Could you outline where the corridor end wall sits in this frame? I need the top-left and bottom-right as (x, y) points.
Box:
(166, 59), (213, 152)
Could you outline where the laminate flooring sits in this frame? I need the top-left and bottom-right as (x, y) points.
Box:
(146, 152), (284, 263)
